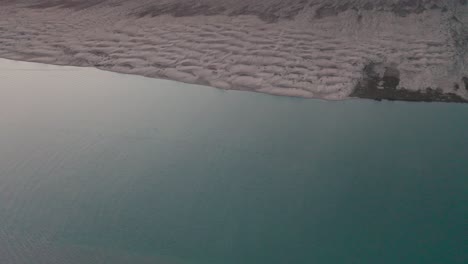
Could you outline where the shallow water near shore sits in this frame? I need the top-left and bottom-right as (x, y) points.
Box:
(0, 59), (467, 264)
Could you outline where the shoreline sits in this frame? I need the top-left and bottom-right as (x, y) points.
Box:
(2, 56), (467, 104)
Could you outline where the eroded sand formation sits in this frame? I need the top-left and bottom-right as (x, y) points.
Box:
(0, 0), (467, 102)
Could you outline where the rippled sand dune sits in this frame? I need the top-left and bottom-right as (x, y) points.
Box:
(1, 0), (467, 102)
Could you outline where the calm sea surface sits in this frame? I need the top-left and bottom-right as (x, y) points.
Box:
(0, 59), (467, 264)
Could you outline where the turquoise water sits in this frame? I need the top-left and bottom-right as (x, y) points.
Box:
(0, 59), (467, 264)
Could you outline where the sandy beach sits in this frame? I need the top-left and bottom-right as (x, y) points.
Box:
(1, 0), (467, 102)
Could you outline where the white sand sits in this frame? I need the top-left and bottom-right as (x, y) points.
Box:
(0, 0), (467, 100)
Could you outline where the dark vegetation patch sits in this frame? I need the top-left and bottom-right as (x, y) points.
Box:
(463, 77), (468, 91)
(28, 0), (107, 10)
(228, 5), (282, 23)
(22, 0), (462, 21)
(230, 1), (310, 23)
(135, 0), (308, 23)
(351, 63), (468, 103)
(136, 3), (226, 18)
(391, 0), (426, 17)
(313, 0), (458, 19)
(315, 3), (350, 19)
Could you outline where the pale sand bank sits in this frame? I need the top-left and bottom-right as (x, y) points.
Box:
(1, 0), (467, 102)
